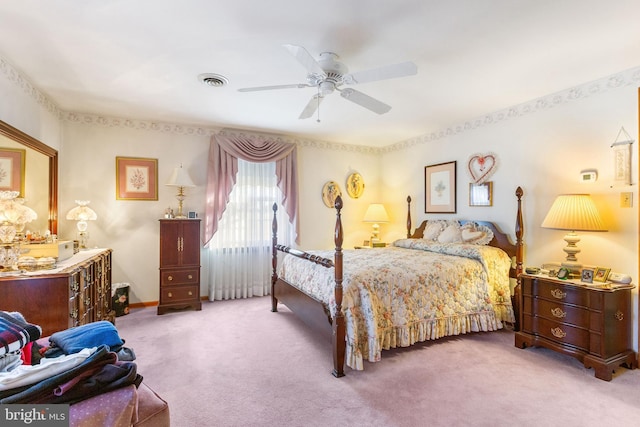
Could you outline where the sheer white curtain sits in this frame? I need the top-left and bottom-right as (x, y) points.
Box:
(206, 160), (294, 301)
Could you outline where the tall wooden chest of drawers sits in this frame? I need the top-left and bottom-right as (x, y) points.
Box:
(515, 274), (636, 380)
(157, 219), (202, 315)
(0, 248), (113, 336)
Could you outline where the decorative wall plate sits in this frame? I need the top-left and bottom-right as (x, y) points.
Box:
(467, 152), (499, 184)
(322, 181), (342, 208)
(346, 172), (365, 199)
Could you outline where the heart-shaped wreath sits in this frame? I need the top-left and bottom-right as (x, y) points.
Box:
(467, 152), (499, 184)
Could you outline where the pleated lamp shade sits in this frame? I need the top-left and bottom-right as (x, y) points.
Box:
(541, 194), (606, 271)
(541, 194), (606, 232)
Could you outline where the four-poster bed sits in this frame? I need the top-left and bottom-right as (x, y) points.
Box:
(271, 187), (524, 377)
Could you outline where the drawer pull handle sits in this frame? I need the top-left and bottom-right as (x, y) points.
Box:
(168, 276), (173, 281)
(550, 308), (566, 318)
(188, 274), (193, 280)
(188, 291), (193, 296)
(168, 292), (173, 298)
(615, 310), (624, 321)
(550, 289), (566, 300)
(551, 327), (566, 339)
(70, 309), (78, 319)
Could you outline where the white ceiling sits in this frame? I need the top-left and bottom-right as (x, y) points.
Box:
(1, 1), (639, 147)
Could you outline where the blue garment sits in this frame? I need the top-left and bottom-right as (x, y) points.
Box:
(44, 321), (124, 357)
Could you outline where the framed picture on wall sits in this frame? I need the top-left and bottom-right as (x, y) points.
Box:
(0, 147), (25, 196)
(425, 161), (456, 213)
(116, 156), (158, 200)
(469, 181), (493, 206)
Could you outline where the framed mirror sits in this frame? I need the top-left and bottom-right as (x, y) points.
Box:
(0, 120), (58, 235)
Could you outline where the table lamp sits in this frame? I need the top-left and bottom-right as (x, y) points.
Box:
(66, 200), (97, 249)
(363, 203), (389, 245)
(541, 194), (607, 272)
(166, 164), (195, 218)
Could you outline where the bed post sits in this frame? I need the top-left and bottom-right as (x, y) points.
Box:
(513, 187), (524, 331)
(332, 196), (346, 378)
(271, 203), (279, 313)
(406, 196), (412, 238)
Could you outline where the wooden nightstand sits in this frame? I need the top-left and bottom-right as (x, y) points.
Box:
(515, 273), (636, 381)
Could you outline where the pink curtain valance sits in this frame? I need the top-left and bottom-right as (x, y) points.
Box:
(204, 133), (299, 246)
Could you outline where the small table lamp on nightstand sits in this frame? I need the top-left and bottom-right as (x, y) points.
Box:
(363, 203), (389, 246)
(541, 194), (607, 274)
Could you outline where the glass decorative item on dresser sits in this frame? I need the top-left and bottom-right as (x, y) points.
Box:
(0, 190), (37, 270)
(66, 200), (98, 249)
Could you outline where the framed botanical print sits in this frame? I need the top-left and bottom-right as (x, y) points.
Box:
(425, 161), (456, 213)
(0, 147), (25, 196)
(116, 156), (158, 200)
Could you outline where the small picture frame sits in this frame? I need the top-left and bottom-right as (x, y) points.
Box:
(0, 147), (26, 196)
(594, 267), (611, 282)
(425, 161), (456, 213)
(469, 181), (493, 206)
(188, 211), (198, 219)
(116, 156), (158, 200)
(581, 268), (594, 283)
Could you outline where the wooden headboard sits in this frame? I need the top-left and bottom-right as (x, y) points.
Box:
(405, 187), (524, 279)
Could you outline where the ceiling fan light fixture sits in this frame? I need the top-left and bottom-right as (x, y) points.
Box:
(198, 73), (229, 87)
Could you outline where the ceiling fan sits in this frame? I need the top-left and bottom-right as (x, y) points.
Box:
(238, 44), (417, 120)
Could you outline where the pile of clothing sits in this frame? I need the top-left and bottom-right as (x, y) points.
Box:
(0, 312), (139, 404)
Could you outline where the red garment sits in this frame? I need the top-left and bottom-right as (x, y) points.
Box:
(20, 342), (33, 365)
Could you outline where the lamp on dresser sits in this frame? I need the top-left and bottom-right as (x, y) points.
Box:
(363, 203), (389, 246)
(166, 164), (195, 219)
(541, 193), (607, 273)
(0, 191), (37, 269)
(66, 200), (98, 249)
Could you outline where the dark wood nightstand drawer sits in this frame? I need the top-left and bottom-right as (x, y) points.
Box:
(161, 269), (199, 286)
(160, 284), (199, 304)
(527, 316), (589, 351)
(523, 278), (587, 307)
(532, 298), (589, 327)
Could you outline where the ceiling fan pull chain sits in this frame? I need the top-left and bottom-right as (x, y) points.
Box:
(316, 87), (321, 123)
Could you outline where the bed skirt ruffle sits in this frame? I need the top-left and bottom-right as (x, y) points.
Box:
(345, 307), (515, 370)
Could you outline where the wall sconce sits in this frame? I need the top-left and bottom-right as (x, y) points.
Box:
(166, 164), (195, 218)
(541, 194), (607, 273)
(66, 200), (97, 249)
(363, 203), (389, 244)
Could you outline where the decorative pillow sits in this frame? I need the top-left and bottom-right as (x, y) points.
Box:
(423, 221), (445, 240)
(460, 222), (494, 245)
(437, 223), (463, 243)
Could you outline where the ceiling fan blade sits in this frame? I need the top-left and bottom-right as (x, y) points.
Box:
(339, 88), (391, 114)
(238, 83), (311, 92)
(344, 61), (417, 85)
(299, 94), (323, 119)
(283, 44), (326, 76)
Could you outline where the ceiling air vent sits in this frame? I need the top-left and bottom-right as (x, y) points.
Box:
(198, 73), (228, 87)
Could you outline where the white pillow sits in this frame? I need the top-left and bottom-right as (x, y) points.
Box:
(437, 224), (463, 243)
(460, 222), (494, 245)
(423, 221), (444, 240)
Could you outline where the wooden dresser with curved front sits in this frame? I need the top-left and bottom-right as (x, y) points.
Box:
(0, 248), (113, 336)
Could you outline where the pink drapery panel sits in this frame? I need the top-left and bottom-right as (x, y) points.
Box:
(204, 133), (299, 245)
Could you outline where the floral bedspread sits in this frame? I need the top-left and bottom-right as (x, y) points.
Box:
(278, 239), (514, 370)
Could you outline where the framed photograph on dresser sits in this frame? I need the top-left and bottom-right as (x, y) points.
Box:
(581, 268), (594, 283)
(594, 267), (610, 282)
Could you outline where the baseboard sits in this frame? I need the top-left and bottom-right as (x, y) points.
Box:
(129, 295), (209, 309)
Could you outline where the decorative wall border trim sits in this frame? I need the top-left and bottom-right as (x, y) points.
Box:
(2, 52), (638, 155)
(382, 66), (640, 153)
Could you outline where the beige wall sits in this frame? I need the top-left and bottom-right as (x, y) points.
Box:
(1, 54), (638, 350)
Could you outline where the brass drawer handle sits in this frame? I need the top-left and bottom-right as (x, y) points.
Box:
(551, 308), (566, 318)
(188, 291), (193, 296)
(615, 310), (624, 321)
(188, 274), (193, 280)
(551, 327), (566, 339)
(70, 309), (78, 319)
(168, 275), (173, 281)
(168, 292), (173, 298)
(550, 289), (566, 300)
